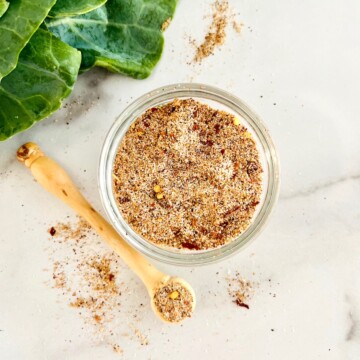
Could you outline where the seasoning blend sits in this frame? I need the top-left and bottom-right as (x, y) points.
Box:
(152, 278), (195, 323)
(113, 98), (262, 252)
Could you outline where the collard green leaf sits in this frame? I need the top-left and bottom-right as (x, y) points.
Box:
(46, 0), (177, 79)
(0, 0), (9, 18)
(49, 0), (107, 18)
(0, 0), (56, 79)
(0, 28), (81, 141)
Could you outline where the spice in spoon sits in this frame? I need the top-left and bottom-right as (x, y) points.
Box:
(153, 280), (194, 323)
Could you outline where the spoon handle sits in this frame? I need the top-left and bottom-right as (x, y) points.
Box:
(17, 143), (165, 292)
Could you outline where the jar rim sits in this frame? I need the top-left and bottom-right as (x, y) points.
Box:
(98, 83), (280, 266)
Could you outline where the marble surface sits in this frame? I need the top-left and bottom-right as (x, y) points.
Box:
(1, 0), (360, 359)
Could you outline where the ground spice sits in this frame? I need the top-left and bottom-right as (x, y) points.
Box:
(130, 324), (149, 345)
(112, 344), (123, 355)
(232, 20), (243, 33)
(45, 217), (149, 354)
(69, 255), (119, 325)
(153, 280), (194, 323)
(194, 0), (229, 63)
(49, 218), (91, 242)
(113, 98), (262, 251)
(226, 272), (255, 309)
(161, 17), (172, 31)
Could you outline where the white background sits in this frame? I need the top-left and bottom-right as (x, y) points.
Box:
(1, 0), (360, 359)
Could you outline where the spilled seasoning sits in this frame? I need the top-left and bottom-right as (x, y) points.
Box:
(194, 0), (229, 63)
(226, 272), (255, 309)
(232, 20), (243, 33)
(46, 217), (149, 355)
(130, 324), (149, 346)
(192, 0), (242, 63)
(161, 17), (172, 31)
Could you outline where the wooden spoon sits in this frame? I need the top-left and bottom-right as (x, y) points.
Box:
(17, 142), (195, 323)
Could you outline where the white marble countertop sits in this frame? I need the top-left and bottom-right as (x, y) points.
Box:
(1, 0), (360, 359)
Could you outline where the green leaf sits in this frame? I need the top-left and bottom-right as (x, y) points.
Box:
(0, 0), (56, 79)
(46, 0), (177, 79)
(0, 0), (9, 18)
(49, 0), (107, 18)
(0, 28), (81, 141)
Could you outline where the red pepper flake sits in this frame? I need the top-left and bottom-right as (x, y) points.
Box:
(220, 149), (225, 155)
(234, 299), (250, 309)
(214, 124), (221, 134)
(192, 124), (199, 131)
(224, 205), (240, 216)
(199, 227), (208, 235)
(181, 241), (201, 250)
(49, 227), (56, 236)
(201, 139), (214, 146)
(219, 220), (229, 228)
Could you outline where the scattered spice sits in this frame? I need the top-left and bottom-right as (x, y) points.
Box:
(193, 0), (229, 63)
(113, 98), (262, 250)
(52, 261), (66, 289)
(226, 272), (255, 309)
(113, 344), (123, 355)
(69, 255), (119, 326)
(130, 324), (149, 345)
(45, 217), (148, 355)
(161, 17), (172, 31)
(153, 280), (194, 323)
(50, 217), (91, 242)
(190, 0), (243, 64)
(232, 20), (243, 33)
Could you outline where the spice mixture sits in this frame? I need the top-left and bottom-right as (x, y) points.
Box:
(192, 0), (242, 63)
(153, 280), (194, 323)
(46, 217), (149, 354)
(161, 17), (172, 32)
(226, 272), (255, 309)
(113, 98), (262, 251)
(194, 0), (228, 63)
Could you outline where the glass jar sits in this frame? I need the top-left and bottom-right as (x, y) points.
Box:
(99, 83), (280, 266)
